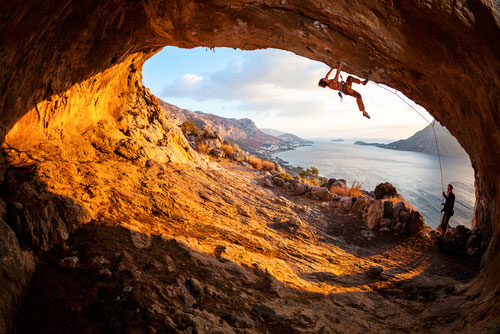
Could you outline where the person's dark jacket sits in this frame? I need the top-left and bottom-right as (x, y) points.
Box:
(442, 191), (455, 212)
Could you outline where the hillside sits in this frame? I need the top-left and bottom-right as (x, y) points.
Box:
(260, 128), (286, 137)
(355, 122), (468, 157)
(159, 99), (312, 156)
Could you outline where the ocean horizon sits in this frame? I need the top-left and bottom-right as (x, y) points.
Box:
(273, 139), (475, 229)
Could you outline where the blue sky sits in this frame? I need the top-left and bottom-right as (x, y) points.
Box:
(143, 47), (431, 140)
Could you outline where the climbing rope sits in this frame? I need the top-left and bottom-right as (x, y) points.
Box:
(368, 81), (445, 195)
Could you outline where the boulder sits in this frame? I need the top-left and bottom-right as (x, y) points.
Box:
(211, 148), (224, 158)
(200, 125), (223, 142)
(264, 178), (274, 188)
(272, 176), (285, 187)
(380, 219), (392, 227)
(351, 197), (368, 212)
(383, 201), (393, 219)
(288, 216), (303, 227)
(340, 196), (353, 211)
(130, 229), (152, 249)
(392, 201), (406, 218)
(230, 151), (247, 162)
(327, 178), (337, 188)
(361, 229), (375, 239)
(369, 265), (384, 276)
(293, 184), (307, 196)
(311, 186), (330, 201)
(407, 210), (425, 233)
(365, 200), (384, 229)
(198, 138), (221, 152)
(332, 180), (347, 188)
(275, 164), (285, 174)
(439, 225), (473, 254)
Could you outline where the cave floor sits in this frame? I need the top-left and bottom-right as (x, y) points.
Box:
(4, 145), (482, 333)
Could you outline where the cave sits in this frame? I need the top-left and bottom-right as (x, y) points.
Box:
(0, 1), (499, 333)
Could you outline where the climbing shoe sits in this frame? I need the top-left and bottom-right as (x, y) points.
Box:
(362, 79), (368, 85)
(362, 111), (371, 119)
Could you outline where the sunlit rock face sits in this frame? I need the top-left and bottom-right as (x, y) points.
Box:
(0, 0), (499, 332)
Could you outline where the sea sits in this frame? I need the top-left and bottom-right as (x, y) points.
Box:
(273, 139), (475, 229)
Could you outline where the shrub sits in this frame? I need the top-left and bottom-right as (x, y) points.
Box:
(180, 120), (200, 136)
(318, 176), (329, 187)
(330, 180), (363, 198)
(196, 142), (209, 154)
(374, 182), (398, 199)
(276, 172), (294, 181)
(247, 156), (263, 169)
(221, 144), (234, 156)
(299, 166), (319, 181)
(262, 160), (276, 171)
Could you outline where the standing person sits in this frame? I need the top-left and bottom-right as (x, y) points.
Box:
(439, 184), (455, 235)
(318, 61), (370, 119)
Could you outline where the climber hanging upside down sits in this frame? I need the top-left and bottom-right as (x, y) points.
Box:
(318, 61), (370, 119)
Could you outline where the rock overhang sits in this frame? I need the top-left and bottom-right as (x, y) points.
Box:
(0, 0), (499, 305)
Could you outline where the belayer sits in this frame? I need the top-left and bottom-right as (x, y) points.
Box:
(439, 184), (455, 235)
(318, 61), (370, 119)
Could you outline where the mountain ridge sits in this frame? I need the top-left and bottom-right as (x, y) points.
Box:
(355, 122), (468, 157)
(159, 99), (312, 156)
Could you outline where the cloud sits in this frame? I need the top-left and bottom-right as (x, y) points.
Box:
(155, 47), (431, 138)
(160, 49), (331, 117)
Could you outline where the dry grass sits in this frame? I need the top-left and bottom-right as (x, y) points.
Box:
(221, 144), (234, 156)
(300, 177), (319, 186)
(329, 180), (363, 197)
(262, 160), (275, 171)
(383, 196), (415, 211)
(247, 156), (263, 169)
(196, 142), (209, 154)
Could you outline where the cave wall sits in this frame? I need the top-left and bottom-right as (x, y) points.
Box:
(0, 0), (499, 331)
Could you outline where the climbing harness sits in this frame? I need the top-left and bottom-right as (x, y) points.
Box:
(337, 74), (346, 101)
(368, 81), (446, 217)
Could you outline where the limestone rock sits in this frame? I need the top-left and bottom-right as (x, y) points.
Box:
(230, 152), (247, 162)
(293, 184), (307, 196)
(263, 178), (274, 188)
(0, 218), (35, 334)
(341, 197), (353, 211)
(211, 148), (224, 158)
(392, 202), (406, 219)
(351, 197), (368, 212)
(380, 219), (392, 228)
(365, 200), (384, 229)
(331, 180), (347, 188)
(115, 139), (145, 160)
(272, 176), (285, 187)
(383, 201), (393, 219)
(408, 210), (425, 233)
(311, 186), (329, 201)
(1, 0), (500, 331)
(130, 230), (152, 249)
(288, 216), (303, 228)
(361, 229), (375, 239)
(369, 265), (384, 276)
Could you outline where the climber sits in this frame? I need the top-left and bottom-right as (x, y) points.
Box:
(439, 184), (455, 235)
(318, 61), (370, 119)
